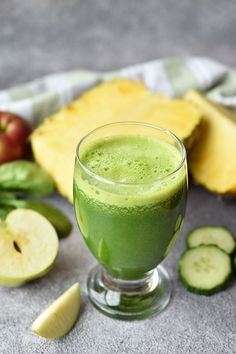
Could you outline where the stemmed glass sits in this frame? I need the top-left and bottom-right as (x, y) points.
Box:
(74, 122), (187, 320)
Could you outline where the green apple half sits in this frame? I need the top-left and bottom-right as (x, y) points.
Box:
(31, 282), (80, 339)
(0, 208), (59, 287)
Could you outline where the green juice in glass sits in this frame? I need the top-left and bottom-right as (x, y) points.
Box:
(74, 134), (187, 280)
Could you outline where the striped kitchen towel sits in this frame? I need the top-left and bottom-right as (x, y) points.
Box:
(0, 57), (236, 127)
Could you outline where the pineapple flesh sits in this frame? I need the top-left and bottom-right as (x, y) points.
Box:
(185, 90), (236, 195)
(31, 80), (202, 202)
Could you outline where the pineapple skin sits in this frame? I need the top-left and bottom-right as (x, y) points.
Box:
(31, 80), (202, 202)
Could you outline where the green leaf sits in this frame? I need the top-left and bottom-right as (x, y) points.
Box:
(0, 160), (54, 196)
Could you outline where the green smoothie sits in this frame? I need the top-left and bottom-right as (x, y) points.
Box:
(74, 135), (187, 280)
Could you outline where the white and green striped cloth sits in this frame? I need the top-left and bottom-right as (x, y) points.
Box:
(0, 57), (236, 127)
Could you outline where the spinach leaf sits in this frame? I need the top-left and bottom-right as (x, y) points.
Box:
(0, 160), (54, 196)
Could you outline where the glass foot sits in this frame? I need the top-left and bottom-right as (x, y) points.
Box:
(87, 264), (172, 320)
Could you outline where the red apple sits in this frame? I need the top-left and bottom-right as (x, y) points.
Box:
(0, 112), (31, 164)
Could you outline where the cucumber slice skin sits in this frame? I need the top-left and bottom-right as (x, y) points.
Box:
(179, 245), (233, 296)
(186, 226), (235, 255)
(234, 257), (236, 274)
(179, 270), (232, 296)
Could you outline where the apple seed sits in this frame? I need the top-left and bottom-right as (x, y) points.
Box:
(13, 240), (22, 254)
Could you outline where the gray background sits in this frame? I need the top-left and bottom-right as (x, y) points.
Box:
(0, 1), (236, 353)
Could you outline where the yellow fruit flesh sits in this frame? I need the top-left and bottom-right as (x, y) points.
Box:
(31, 283), (80, 339)
(185, 90), (236, 195)
(0, 209), (58, 287)
(31, 80), (202, 202)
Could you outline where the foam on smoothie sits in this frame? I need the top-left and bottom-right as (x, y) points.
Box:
(76, 135), (184, 206)
(81, 135), (181, 184)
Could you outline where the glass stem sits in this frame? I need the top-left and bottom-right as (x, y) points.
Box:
(101, 268), (159, 295)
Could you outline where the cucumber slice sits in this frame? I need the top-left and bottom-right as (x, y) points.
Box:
(179, 245), (232, 295)
(186, 226), (235, 255)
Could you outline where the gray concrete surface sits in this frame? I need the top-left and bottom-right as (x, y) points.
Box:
(0, 1), (236, 353)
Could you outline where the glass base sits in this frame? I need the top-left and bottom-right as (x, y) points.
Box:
(87, 264), (172, 320)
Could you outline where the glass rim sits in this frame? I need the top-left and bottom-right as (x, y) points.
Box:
(76, 121), (186, 186)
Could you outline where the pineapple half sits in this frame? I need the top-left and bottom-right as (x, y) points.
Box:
(185, 90), (236, 195)
(31, 79), (202, 202)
